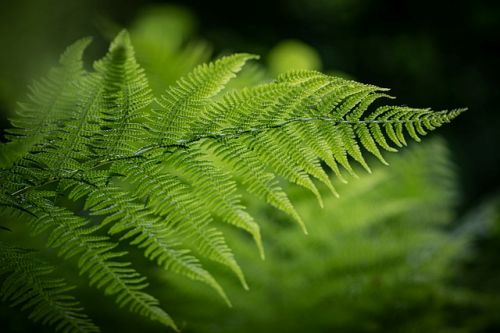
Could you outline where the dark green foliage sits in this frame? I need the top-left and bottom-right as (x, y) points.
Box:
(0, 242), (98, 332)
(0, 30), (461, 331)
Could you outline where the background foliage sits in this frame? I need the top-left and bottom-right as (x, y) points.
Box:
(0, 0), (498, 332)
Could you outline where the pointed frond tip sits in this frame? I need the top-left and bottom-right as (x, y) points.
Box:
(59, 36), (92, 66)
(109, 29), (134, 53)
(0, 29), (464, 332)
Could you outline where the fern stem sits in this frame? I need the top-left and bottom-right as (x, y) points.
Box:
(133, 113), (464, 156)
(6, 110), (464, 199)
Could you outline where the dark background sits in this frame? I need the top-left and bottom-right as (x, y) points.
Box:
(0, 0), (498, 212)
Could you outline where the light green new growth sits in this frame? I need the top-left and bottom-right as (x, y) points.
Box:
(0, 30), (463, 331)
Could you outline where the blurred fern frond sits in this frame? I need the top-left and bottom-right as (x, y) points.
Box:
(0, 29), (462, 331)
(0, 241), (98, 333)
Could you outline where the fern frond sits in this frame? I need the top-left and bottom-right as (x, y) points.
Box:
(23, 191), (176, 330)
(6, 38), (90, 146)
(164, 147), (264, 259)
(91, 31), (153, 157)
(162, 139), (464, 333)
(201, 138), (305, 229)
(117, 156), (248, 289)
(0, 30), (463, 332)
(147, 53), (259, 145)
(65, 171), (231, 305)
(153, 69), (462, 232)
(0, 241), (98, 333)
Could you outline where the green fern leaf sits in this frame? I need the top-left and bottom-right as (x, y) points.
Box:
(6, 38), (90, 147)
(0, 241), (98, 333)
(0, 30), (463, 331)
(25, 191), (176, 330)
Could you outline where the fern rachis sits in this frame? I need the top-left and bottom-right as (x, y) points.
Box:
(0, 30), (463, 332)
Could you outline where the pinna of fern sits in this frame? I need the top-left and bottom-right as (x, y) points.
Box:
(0, 241), (99, 333)
(0, 30), (463, 332)
(154, 138), (466, 333)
